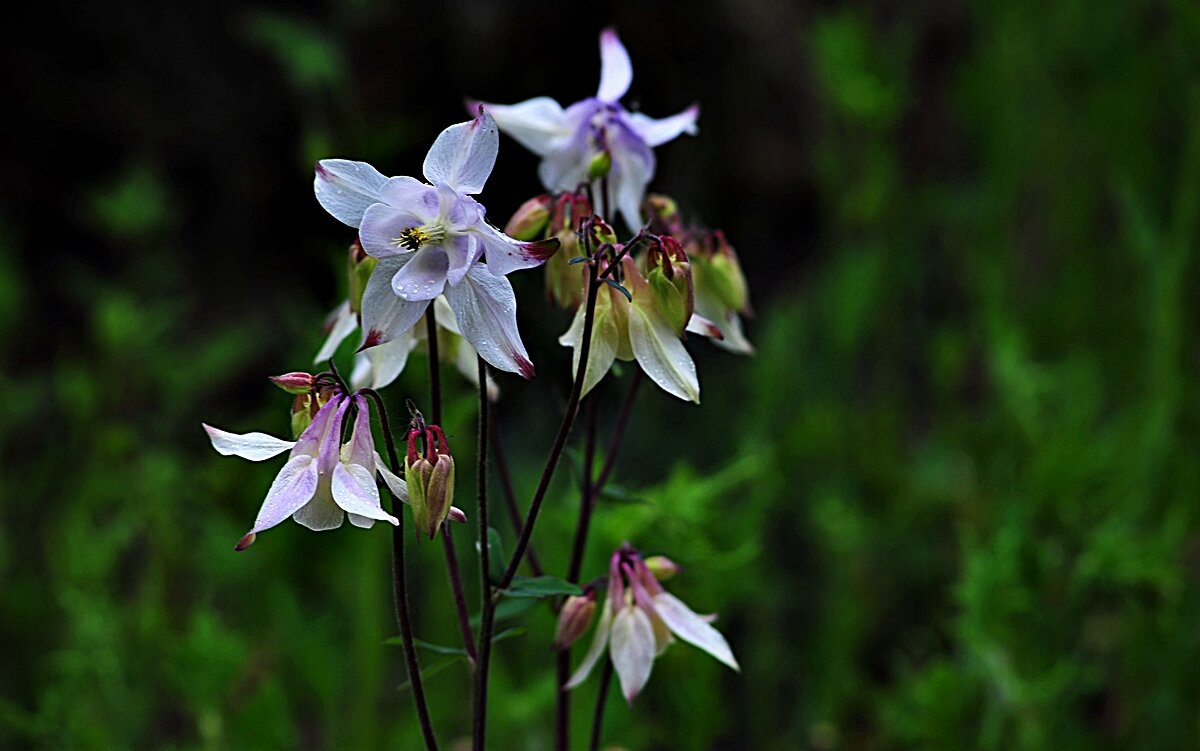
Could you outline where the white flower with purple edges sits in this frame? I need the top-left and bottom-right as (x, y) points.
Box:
(313, 109), (557, 378)
(478, 28), (699, 232)
(204, 392), (465, 549)
(565, 545), (739, 703)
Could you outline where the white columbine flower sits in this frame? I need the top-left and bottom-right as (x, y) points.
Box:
(204, 393), (403, 548)
(565, 546), (739, 703)
(313, 109), (557, 378)
(479, 28), (699, 231)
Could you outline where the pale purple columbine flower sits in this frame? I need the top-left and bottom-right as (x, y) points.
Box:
(565, 545), (739, 703)
(313, 109), (557, 378)
(478, 28), (699, 231)
(205, 393), (408, 548)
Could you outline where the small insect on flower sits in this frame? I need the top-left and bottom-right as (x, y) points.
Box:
(565, 545), (739, 704)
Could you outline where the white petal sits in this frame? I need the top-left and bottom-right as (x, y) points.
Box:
(314, 159), (388, 228)
(204, 424), (295, 461)
(375, 454), (411, 504)
(251, 454), (318, 533)
(685, 312), (724, 340)
(360, 255), (430, 349)
(625, 259), (699, 403)
(471, 221), (556, 277)
(292, 485), (344, 531)
(566, 600), (613, 690)
(351, 327), (419, 390)
(422, 109), (499, 195)
(596, 28), (633, 102)
(627, 105), (700, 147)
(482, 96), (571, 157)
(433, 295), (460, 335)
(332, 463), (399, 525)
(314, 300), (357, 363)
(711, 312), (754, 355)
(559, 290), (619, 397)
(609, 136), (654, 232)
(651, 592), (739, 671)
(609, 605), (656, 703)
(390, 245), (449, 301)
(444, 265), (535, 378)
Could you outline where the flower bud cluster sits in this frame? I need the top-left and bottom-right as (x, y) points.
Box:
(405, 425), (457, 539)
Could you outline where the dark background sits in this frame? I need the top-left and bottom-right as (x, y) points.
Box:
(4, 0), (1200, 749)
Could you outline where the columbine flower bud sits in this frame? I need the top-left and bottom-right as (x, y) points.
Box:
(545, 192), (593, 309)
(270, 372), (315, 394)
(346, 238), (378, 315)
(588, 217), (618, 247)
(554, 588), (598, 651)
(644, 194), (683, 235)
(588, 149), (612, 180)
(693, 230), (749, 315)
(643, 555), (680, 580)
(643, 236), (694, 335)
(504, 194), (553, 241)
(405, 425), (456, 539)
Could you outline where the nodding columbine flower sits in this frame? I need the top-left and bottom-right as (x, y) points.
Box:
(565, 545), (739, 703)
(560, 248), (701, 403)
(204, 392), (402, 549)
(405, 424), (456, 539)
(478, 28), (699, 232)
(313, 108), (558, 378)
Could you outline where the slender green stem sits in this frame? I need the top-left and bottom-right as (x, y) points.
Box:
(425, 304), (477, 664)
(499, 255), (602, 589)
(588, 662), (614, 751)
(361, 389), (439, 751)
(472, 356), (494, 750)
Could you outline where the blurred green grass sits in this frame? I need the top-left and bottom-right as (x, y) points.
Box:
(5, 0), (1200, 749)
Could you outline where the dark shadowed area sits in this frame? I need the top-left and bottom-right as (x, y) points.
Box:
(4, 0), (1200, 749)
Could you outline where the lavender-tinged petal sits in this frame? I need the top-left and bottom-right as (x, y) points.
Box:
(293, 396), (345, 457)
(314, 300), (357, 363)
(443, 265), (535, 378)
(292, 485), (345, 531)
(250, 454), (318, 533)
(314, 159), (387, 228)
(609, 129), (655, 231)
(390, 245), (449, 301)
(609, 604), (656, 703)
(359, 202), (429, 259)
(332, 463), (399, 525)
(433, 295), (460, 335)
(360, 256), (429, 349)
(627, 105), (700, 147)
(538, 140), (591, 194)
(341, 396), (375, 469)
(203, 424), (295, 461)
(651, 592), (740, 671)
(596, 27), (633, 102)
(481, 96), (571, 157)
(316, 398), (352, 477)
(422, 109), (499, 195)
(471, 221), (557, 277)
(444, 232), (480, 287)
(377, 175), (439, 216)
(565, 599), (614, 689)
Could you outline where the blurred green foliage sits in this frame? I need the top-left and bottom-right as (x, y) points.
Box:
(5, 0), (1200, 749)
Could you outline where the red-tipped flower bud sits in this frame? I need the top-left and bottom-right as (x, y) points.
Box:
(270, 372), (315, 394)
(405, 426), (456, 539)
(554, 590), (598, 650)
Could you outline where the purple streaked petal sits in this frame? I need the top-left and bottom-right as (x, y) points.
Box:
(596, 28), (633, 103)
(422, 108), (499, 195)
(651, 592), (739, 671)
(359, 202), (428, 259)
(481, 96), (571, 157)
(332, 463), (398, 525)
(471, 221), (557, 277)
(250, 454), (318, 533)
(378, 175), (439, 216)
(444, 232), (480, 287)
(390, 245), (449, 301)
(627, 104), (700, 147)
(316, 398), (352, 475)
(340, 396), (374, 469)
(609, 125), (655, 231)
(565, 599), (614, 690)
(203, 424), (295, 461)
(292, 396), (345, 457)
(314, 159), (388, 228)
(609, 604), (656, 703)
(443, 265), (534, 378)
(359, 255), (429, 349)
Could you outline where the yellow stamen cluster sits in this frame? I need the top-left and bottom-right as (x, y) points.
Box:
(393, 225), (446, 251)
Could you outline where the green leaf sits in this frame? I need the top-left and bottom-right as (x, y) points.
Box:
(476, 527), (507, 585)
(397, 656), (460, 692)
(386, 627), (528, 657)
(604, 278), (632, 302)
(501, 575), (584, 599)
(469, 597), (539, 627)
(598, 483), (649, 505)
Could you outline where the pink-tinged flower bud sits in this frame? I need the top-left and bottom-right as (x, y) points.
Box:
(643, 555), (681, 580)
(504, 194), (553, 241)
(347, 238), (378, 315)
(644, 194), (683, 236)
(643, 237), (694, 335)
(234, 532), (257, 552)
(270, 372), (315, 394)
(405, 426), (456, 539)
(554, 589), (598, 651)
(545, 192), (593, 309)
